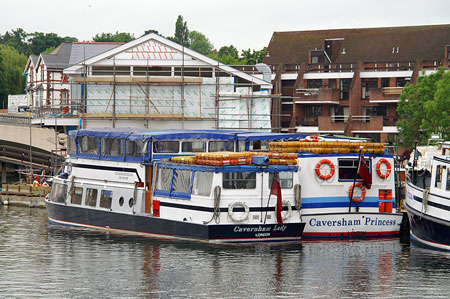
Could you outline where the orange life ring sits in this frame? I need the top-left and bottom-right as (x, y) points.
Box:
(376, 158), (391, 179)
(315, 159), (335, 180)
(349, 183), (366, 203)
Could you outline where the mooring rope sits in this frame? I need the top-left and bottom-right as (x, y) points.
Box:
(204, 185), (221, 224)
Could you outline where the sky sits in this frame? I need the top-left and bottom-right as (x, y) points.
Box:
(2, 0), (450, 52)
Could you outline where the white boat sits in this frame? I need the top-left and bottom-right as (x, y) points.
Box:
(404, 141), (450, 250)
(45, 130), (305, 243)
(270, 139), (404, 238)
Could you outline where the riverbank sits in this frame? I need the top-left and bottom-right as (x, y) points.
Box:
(0, 184), (49, 208)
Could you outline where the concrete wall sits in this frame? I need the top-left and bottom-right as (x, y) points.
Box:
(0, 124), (59, 152)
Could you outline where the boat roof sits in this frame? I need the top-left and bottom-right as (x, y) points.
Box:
(68, 129), (332, 142)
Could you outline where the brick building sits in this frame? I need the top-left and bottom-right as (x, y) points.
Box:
(262, 24), (450, 143)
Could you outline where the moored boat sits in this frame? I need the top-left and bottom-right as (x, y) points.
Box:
(404, 142), (450, 250)
(45, 129), (306, 243)
(270, 139), (404, 238)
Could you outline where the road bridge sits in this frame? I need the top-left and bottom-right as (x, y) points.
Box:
(0, 115), (66, 184)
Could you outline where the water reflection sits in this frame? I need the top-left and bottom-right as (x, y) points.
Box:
(2, 206), (450, 298)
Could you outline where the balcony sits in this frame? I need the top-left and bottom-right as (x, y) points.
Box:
(367, 87), (403, 103)
(294, 88), (340, 104)
(317, 116), (346, 133)
(351, 115), (384, 132)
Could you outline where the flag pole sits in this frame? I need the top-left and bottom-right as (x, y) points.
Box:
(349, 148), (363, 213)
(264, 172), (275, 224)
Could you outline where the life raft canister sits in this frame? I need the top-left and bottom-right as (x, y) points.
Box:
(349, 183), (366, 203)
(315, 159), (335, 180)
(376, 158), (392, 179)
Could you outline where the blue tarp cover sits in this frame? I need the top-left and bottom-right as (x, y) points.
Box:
(154, 162), (298, 173)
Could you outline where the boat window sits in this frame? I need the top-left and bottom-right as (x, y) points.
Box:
(338, 159), (363, 180)
(50, 183), (68, 203)
(173, 169), (192, 194)
(128, 198), (134, 208)
(102, 138), (123, 156)
(79, 136), (99, 155)
(86, 188), (98, 207)
(67, 137), (76, 155)
(209, 141), (234, 152)
(192, 172), (213, 196)
(119, 196), (124, 206)
(223, 172), (256, 189)
(156, 167), (172, 191)
(447, 168), (450, 191)
(435, 165), (445, 189)
(71, 186), (83, 205)
(269, 172), (293, 189)
(126, 140), (146, 157)
(100, 190), (113, 209)
(182, 141), (206, 153)
(153, 141), (179, 153)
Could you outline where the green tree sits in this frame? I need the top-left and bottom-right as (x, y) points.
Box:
(218, 45), (239, 59)
(188, 30), (213, 55)
(241, 47), (267, 65)
(397, 68), (450, 148)
(208, 53), (247, 65)
(0, 45), (27, 107)
(1, 28), (29, 55)
(92, 31), (135, 43)
(169, 15), (190, 47)
(29, 32), (77, 55)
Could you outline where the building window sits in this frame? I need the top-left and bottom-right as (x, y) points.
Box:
(381, 78), (389, 88)
(223, 172), (256, 189)
(100, 190), (113, 209)
(86, 188), (98, 207)
(307, 79), (322, 89)
(329, 79), (337, 89)
(340, 79), (351, 100)
(331, 106), (348, 122)
(362, 79), (378, 99)
(134, 66), (171, 76)
(305, 106), (322, 117)
(269, 172), (293, 189)
(396, 78), (407, 87)
(363, 105), (387, 116)
(71, 186), (83, 205)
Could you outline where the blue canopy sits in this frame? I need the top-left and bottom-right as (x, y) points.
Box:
(154, 162), (298, 173)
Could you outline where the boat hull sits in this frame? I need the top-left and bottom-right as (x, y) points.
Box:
(46, 201), (305, 243)
(405, 182), (450, 250)
(301, 212), (403, 238)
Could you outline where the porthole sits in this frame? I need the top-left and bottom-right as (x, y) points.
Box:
(119, 196), (124, 207)
(128, 197), (134, 208)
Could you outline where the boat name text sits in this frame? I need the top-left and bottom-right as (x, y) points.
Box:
(309, 217), (397, 227)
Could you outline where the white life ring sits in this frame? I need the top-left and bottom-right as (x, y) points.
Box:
(228, 201), (250, 223)
(275, 200), (292, 221)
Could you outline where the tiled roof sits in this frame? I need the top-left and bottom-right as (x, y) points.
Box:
(40, 42), (123, 70)
(263, 24), (450, 65)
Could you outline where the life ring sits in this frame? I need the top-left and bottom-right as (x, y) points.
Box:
(228, 201), (250, 223)
(376, 158), (391, 179)
(315, 159), (335, 180)
(275, 200), (292, 221)
(349, 183), (366, 203)
(32, 180), (41, 187)
(306, 135), (325, 142)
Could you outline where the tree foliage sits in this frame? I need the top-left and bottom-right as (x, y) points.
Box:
(92, 31), (135, 43)
(170, 15), (190, 47)
(397, 68), (450, 148)
(188, 30), (213, 55)
(218, 45), (239, 59)
(241, 47), (267, 65)
(29, 32), (77, 56)
(0, 45), (27, 107)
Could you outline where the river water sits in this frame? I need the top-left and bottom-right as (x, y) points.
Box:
(1, 206), (450, 299)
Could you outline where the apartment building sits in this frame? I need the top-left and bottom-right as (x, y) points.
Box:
(262, 24), (450, 143)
